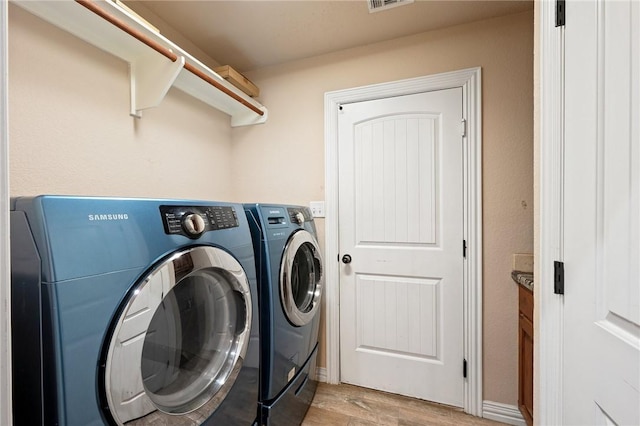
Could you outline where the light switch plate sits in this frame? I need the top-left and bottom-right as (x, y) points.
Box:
(309, 201), (325, 218)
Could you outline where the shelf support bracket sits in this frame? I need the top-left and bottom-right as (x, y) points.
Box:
(129, 52), (185, 118)
(231, 106), (269, 127)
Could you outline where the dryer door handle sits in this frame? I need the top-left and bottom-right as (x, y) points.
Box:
(341, 254), (352, 264)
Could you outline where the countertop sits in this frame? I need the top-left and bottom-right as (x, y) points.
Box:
(511, 270), (534, 292)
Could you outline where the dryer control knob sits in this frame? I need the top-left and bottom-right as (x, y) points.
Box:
(182, 213), (206, 237)
(293, 212), (305, 225)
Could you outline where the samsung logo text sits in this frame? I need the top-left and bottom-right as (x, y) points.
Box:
(88, 214), (129, 221)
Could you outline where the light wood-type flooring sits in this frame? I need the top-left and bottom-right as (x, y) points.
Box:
(302, 383), (504, 426)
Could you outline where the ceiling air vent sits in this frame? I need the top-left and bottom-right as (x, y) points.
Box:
(368, 0), (414, 13)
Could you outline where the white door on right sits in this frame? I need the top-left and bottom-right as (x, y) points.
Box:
(563, 0), (640, 424)
(338, 88), (464, 407)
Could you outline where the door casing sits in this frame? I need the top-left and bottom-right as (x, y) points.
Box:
(536, 1), (566, 424)
(323, 67), (483, 415)
(537, 0), (640, 424)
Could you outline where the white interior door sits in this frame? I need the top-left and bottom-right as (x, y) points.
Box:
(338, 88), (464, 407)
(563, 0), (640, 424)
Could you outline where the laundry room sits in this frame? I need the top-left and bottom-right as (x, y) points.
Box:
(2, 1), (535, 425)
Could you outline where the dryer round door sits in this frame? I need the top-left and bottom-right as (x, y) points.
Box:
(279, 230), (324, 326)
(103, 246), (252, 425)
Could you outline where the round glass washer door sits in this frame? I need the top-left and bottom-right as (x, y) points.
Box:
(280, 230), (324, 327)
(104, 246), (252, 425)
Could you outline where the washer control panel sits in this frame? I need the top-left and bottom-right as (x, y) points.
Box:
(160, 205), (239, 238)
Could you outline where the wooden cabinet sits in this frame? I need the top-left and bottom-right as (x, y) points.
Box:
(518, 285), (534, 426)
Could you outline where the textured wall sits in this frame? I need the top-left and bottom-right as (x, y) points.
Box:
(233, 11), (534, 406)
(9, 5), (233, 200)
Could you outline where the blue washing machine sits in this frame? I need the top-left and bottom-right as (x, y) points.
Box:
(244, 204), (323, 426)
(10, 196), (260, 425)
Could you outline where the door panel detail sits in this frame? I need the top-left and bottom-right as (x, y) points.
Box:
(355, 274), (440, 360)
(562, 0), (640, 424)
(355, 114), (439, 246)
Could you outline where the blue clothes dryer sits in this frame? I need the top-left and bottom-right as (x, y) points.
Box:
(10, 196), (260, 425)
(244, 204), (323, 426)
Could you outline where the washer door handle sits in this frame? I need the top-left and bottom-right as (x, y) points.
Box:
(341, 254), (352, 264)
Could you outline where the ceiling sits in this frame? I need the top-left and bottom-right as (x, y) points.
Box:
(126, 0), (533, 72)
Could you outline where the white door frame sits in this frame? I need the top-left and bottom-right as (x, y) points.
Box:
(536, 0), (564, 424)
(323, 67), (483, 416)
(1, 0), (13, 424)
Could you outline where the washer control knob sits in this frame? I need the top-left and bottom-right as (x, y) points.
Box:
(293, 212), (305, 225)
(182, 213), (206, 237)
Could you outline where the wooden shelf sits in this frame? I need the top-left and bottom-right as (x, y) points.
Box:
(14, 0), (268, 127)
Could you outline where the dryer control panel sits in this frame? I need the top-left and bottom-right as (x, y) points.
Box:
(287, 207), (313, 225)
(160, 205), (239, 239)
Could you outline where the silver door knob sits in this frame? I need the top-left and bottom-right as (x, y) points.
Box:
(342, 254), (352, 264)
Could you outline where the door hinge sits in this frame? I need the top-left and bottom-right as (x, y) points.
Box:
(554, 261), (564, 295)
(463, 240), (467, 258)
(463, 359), (468, 378)
(460, 119), (467, 137)
(556, 0), (566, 27)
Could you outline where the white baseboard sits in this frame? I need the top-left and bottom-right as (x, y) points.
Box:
(482, 401), (526, 426)
(314, 367), (327, 383)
